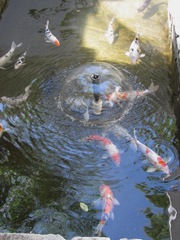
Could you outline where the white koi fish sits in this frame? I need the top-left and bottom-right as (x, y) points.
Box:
(0, 41), (22, 69)
(131, 129), (170, 177)
(125, 33), (145, 64)
(105, 17), (118, 45)
(45, 20), (60, 46)
(94, 185), (120, 236)
(14, 51), (27, 69)
(1, 79), (36, 108)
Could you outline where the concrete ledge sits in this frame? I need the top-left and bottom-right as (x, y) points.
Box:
(0, 233), (66, 240)
(0, 234), (111, 240)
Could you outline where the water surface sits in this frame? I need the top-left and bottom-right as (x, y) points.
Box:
(0, 0), (179, 240)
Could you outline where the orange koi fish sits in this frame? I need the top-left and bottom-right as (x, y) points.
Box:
(45, 20), (60, 46)
(87, 135), (120, 166)
(94, 185), (120, 236)
(131, 129), (171, 178)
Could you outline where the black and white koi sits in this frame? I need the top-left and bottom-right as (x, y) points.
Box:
(125, 33), (145, 64)
(14, 51), (27, 69)
(0, 41), (22, 69)
(45, 20), (60, 46)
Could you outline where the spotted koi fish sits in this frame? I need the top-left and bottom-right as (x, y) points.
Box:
(45, 20), (60, 46)
(87, 135), (120, 166)
(14, 51), (27, 69)
(125, 33), (145, 64)
(94, 185), (120, 237)
(131, 129), (170, 177)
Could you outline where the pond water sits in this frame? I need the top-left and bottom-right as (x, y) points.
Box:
(0, 0), (179, 240)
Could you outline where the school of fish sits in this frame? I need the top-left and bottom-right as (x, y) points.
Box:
(0, 1), (175, 239)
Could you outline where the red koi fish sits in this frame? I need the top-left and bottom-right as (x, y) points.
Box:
(94, 185), (120, 236)
(131, 129), (170, 178)
(87, 135), (120, 166)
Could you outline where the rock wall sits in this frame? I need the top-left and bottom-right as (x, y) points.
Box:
(0, 0), (7, 17)
(168, 0), (180, 152)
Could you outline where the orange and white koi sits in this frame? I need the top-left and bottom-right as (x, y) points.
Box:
(125, 33), (145, 64)
(131, 129), (170, 177)
(94, 185), (120, 237)
(0, 41), (22, 69)
(87, 135), (120, 166)
(117, 82), (159, 101)
(106, 82), (159, 105)
(45, 20), (60, 46)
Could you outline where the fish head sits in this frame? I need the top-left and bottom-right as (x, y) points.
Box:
(54, 39), (60, 46)
(1, 96), (7, 102)
(14, 63), (21, 69)
(99, 185), (109, 195)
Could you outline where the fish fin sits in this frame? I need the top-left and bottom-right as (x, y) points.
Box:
(130, 141), (137, 151)
(130, 129), (138, 151)
(164, 157), (172, 163)
(16, 43), (23, 48)
(94, 222), (104, 237)
(10, 41), (16, 51)
(110, 211), (114, 220)
(125, 51), (130, 57)
(147, 166), (157, 172)
(0, 67), (6, 70)
(113, 198), (120, 205)
(148, 81), (159, 92)
(140, 53), (145, 58)
(93, 198), (101, 206)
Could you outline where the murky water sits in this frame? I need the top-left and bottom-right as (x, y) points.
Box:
(0, 0), (179, 239)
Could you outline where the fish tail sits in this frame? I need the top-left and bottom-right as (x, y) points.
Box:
(25, 78), (37, 93)
(148, 81), (159, 92)
(46, 20), (49, 29)
(94, 221), (105, 237)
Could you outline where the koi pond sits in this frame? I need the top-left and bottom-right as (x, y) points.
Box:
(0, 0), (179, 239)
